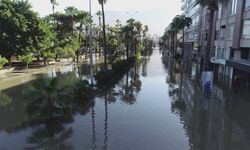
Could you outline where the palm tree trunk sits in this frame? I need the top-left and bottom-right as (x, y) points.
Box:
(175, 33), (177, 56)
(101, 2), (107, 70)
(126, 40), (129, 59)
(204, 9), (215, 71)
(135, 38), (137, 56)
(182, 28), (185, 58)
(98, 16), (102, 57)
(52, 5), (55, 14)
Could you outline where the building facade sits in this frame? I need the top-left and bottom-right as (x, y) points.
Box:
(182, 0), (250, 88)
(182, 0), (201, 71)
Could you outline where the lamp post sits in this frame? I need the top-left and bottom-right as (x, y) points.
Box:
(89, 0), (94, 85)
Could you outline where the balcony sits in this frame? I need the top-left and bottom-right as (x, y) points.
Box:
(226, 58), (250, 73)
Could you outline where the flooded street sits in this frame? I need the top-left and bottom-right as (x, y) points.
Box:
(0, 48), (250, 150)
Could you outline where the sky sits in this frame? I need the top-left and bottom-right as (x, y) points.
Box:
(29, 0), (182, 36)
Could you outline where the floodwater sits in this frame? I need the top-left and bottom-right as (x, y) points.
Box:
(0, 48), (250, 150)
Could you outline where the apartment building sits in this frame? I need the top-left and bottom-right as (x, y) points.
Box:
(211, 0), (250, 87)
(182, 0), (250, 87)
(181, 0), (201, 71)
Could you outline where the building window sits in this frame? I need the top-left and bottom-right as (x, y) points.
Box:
(241, 49), (249, 60)
(220, 28), (225, 40)
(231, 0), (238, 15)
(245, 0), (250, 10)
(204, 31), (208, 41)
(215, 30), (220, 40)
(217, 4), (222, 19)
(217, 47), (226, 59)
(242, 20), (250, 39)
(227, 24), (234, 40)
(192, 15), (199, 25)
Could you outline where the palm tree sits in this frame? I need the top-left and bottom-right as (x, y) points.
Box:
(98, 0), (108, 70)
(96, 10), (102, 27)
(171, 15), (192, 101)
(167, 26), (178, 56)
(195, 0), (229, 70)
(127, 18), (135, 57)
(142, 25), (149, 48)
(122, 25), (131, 59)
(96, 10), (102, 56)
(171, 15), (192, 57)
(50, 0), (58, 14)
(134, 21), (143, 55)
(65, 6), (79, 37)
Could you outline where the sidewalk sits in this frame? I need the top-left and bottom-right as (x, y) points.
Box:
(0, 55), (104, 89)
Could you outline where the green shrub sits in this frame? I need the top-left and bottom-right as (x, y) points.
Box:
(0, 56), (8, 69)
(19, 54), (33, 64)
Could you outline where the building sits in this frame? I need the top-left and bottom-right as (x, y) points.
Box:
(181, 0), (201, 72)
(182, 0), (250, 88)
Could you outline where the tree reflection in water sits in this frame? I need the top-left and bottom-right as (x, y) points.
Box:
(21, 72), (93, 149)
(0, 92), (12, 107)
(23, 72), (91, 121)
(118, 62), (142, 105)
(0, 56), (148, 149)
(94, 61), (144, 149)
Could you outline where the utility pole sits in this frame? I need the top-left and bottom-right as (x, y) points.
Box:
(89, 0), (94, 85)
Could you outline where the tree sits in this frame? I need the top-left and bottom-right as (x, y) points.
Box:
(126, 18), (135, 57)
(166, 26), (178, 56)
(0, 0), (45, 61)
(51, 8), (89, 61)
(142, 25), (149, 48)
(0, 56), (8, 69)
(19, 53), (33, 72)
(121, 25), (131, 59)
(50, 0), (58, 14)
(64, 6), (80, 37)
(96, 11), (103, 56)
(96, 10), (102, 27)
(98, 0), (108, 69)
(171, 15), (192, 57)
(134, 21), (143, 59)
(37, 17), (56, 61)
(195, 0), (229, 70)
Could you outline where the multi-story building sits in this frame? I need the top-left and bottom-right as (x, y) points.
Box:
(182, 0), (250, 88)
(181, 0), (201, 71)
(211, 0), (250, 87)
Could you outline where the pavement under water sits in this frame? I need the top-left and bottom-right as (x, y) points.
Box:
(0, 48), (249, 150)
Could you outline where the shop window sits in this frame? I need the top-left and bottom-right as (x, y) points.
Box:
(241, 49), (249, 60)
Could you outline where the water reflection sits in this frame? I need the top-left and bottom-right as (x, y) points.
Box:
(24, 123), (73, 150)
(0, 92), (12, 107)
(19, 72), (94, 149)
(164, 56), (250, 150)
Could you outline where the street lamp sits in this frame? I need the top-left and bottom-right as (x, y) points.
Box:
(89, 0), (94, 85)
